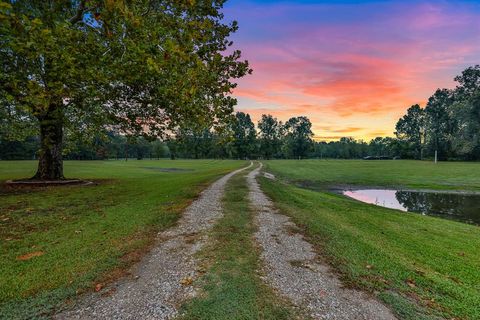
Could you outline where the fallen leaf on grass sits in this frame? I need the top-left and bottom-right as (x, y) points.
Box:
(180, 277), (193, 286)
(406, 279), (416, 288)
(414, 269), (425, 276)
(16, 251), (44, 261)
(196, 266), (207, 274)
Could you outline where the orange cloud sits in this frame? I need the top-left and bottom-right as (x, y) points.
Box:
(227, 1), (480, 140)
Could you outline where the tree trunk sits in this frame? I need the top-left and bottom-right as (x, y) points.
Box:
(33, 109), (64, 180)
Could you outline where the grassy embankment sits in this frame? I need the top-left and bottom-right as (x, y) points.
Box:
(180, 164), (298, 320)
(261, 160), (480, 320)
(0, 159), (246, 319)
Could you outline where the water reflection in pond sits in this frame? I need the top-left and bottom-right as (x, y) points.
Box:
(343, 189), (480, 225)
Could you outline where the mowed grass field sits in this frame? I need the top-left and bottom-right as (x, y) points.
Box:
(265, 159), (480, 190)
(262, 160), (480, 320)
(0, 160), (246, 319)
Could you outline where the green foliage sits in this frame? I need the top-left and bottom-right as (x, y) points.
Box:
(283, 116), (314, 159)
(1, 0), (250, 137)
(1, 115), (413, 160)
(424, 89), (454, 159)
(151, 139), (169, 159)
(312, 137), (411, 159)
(257, 114), (283, 159)
(0, 131), (173, 160)
(395, 104), (425, 159)
(450, 66), (480, 159)
(395, 65), (480, 160)
(230, 112), (257, 159)
(175, 126), (216, 159)
(0, 136), (38, 160)
(0, 0), (250, 178)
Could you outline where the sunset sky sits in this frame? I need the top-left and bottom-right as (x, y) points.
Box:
(223, 0), (480, 141)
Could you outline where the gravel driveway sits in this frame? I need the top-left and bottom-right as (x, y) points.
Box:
(56, 163), (251, 320)
(248, 163), (397, 320)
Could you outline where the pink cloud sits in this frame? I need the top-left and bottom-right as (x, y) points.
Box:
(226, 1), (480, 140)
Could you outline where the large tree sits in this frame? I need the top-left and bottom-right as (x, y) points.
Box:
(424, 89), (454, 159)
(230, 111), (256, 159)
(0, 0), (250, 179)
(395, 104), (425, 159)
(257, 114), (282, 159)
(283, 116), (313, 159)
(450, 65), (480, 159)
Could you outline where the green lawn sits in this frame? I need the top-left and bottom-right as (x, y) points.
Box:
(3, 159), (479, 319)
(261, 160), (480, 320)
(265, 159), (480, 190)
(0, 159), (246, 319)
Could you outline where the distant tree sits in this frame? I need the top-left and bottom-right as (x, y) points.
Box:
(0, 136), (38, 160)
(106, 133), (127, 160)
(152, 140), (168, 160)
(395, 104), (425, 159)
(257, 114), (283, 159)
(210, 127), (234, 159)
(166, 139), (179, 160)
(313, 141), (326, 159)
(176, 126), (214, 159)
(454, 65), (480, 96)
(283, 116), (314, 159)
(369, 137), (387, 157)
(424, 89), (454, 160)
(450, 66), (480, 159)
(368, 137), (399, 158)
(0, 1), (250, 179)
(337, 137), (355, 158)
(131, 137), (152, 160)
(230, 112), (257, 159)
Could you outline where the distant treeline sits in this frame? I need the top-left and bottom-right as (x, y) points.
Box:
(2, 65), (479, 161)
(0, 117), (443, 161)
(0, 132), (170, 161)
(0, 114), (383, 160)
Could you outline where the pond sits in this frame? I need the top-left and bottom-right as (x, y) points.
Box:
(343, 189), (480, 225)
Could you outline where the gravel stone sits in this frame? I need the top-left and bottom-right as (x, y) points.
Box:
(56, 164), (251, 320)
(248, 163), (397, 320)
